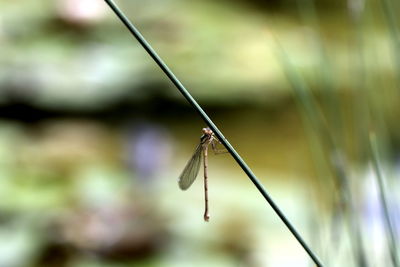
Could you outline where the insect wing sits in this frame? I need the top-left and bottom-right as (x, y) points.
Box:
(178, 144), (202, 190)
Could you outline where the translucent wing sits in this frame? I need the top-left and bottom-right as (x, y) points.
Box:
(178, 144), (203, 190)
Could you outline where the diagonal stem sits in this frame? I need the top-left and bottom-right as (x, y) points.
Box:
(103, 1), (324, 266)
(370, 133), (399, 267)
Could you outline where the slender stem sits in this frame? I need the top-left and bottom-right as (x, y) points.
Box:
(370, 133), (399, 267)
(103, 1), (324, 266)
(204, 144), (210, 222)
(380, 0), (400, 87)
(275, 37), (370, 266)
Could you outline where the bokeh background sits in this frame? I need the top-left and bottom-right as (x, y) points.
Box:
(1, 0), (400, 266)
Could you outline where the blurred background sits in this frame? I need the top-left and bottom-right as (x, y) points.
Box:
(0, 0), (399, 266)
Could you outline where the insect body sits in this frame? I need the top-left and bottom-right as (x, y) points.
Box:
(178, 127), (222, 221)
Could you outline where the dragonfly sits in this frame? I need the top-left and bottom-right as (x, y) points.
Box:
(178, 127), (226, 222)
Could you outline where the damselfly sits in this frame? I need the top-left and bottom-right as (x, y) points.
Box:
(178, 127), (226, 222)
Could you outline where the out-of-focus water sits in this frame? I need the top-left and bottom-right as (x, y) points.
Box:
(0, 105), (323, 267)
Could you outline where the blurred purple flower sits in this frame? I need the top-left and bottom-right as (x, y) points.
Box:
(124, 123), (173, 183)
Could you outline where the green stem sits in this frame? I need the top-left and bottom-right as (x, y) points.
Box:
(370, 133), (399, 267)
(103, 0), (325, 266)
